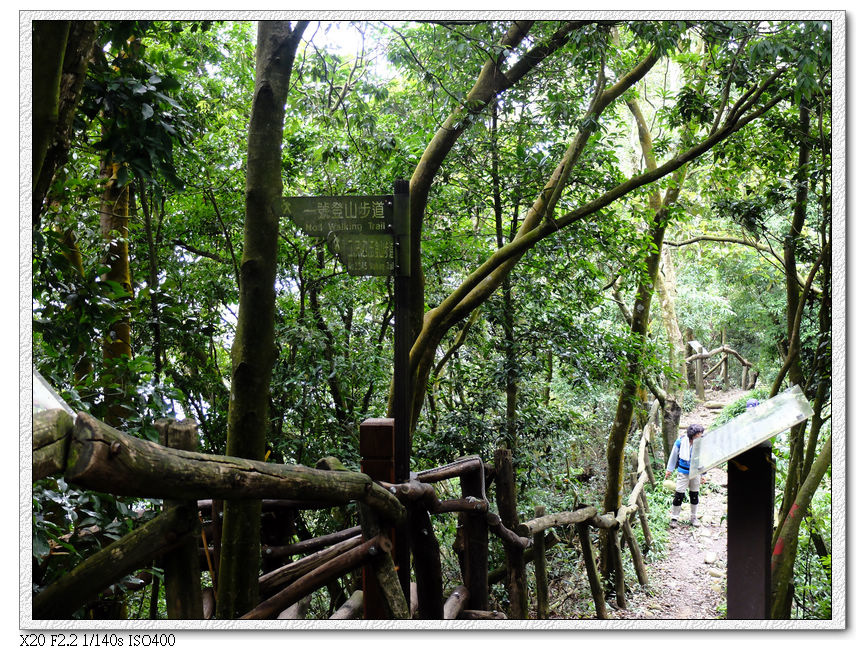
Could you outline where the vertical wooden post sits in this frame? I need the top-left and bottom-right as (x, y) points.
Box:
(622, 518), (649, 587)
(408, 506), (444, 619)
(495, 448), (526, 618)
(727, 443), (774, 619)
(576, 522), (608, 620)
(695, 355), (705, 400)
(360, 418), (396, 619)
(211, 498), (222, 590)
(611, 527), (626, 609)
(532, 505), (549, 619)
(392, 179), (412, 602)
(632, 472), (653, 550)
(156, 419), (203, 619)
(459, 462), (489, 611)
(722, 328), (729, 390)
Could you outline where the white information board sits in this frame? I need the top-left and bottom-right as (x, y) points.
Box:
(689, 385), (813, 478)
(33, 369), (75, 415)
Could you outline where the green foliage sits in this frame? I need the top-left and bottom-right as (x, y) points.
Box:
(31, 18), (832, 620)
(710, 387), (770, 429)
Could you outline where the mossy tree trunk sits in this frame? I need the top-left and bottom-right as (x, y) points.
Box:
(771, 100), (811, 548)
(32, 20), (97, 227)
(216, 20), (308, 619)
(600, 95), (687, 583)
(99, 159), (133, 427)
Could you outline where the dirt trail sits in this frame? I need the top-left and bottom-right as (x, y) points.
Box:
(611, 388), (746, 620)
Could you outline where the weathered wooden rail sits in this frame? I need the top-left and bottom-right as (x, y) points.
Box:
(32, 406), (662, 621)
(687, 339), (756, 399)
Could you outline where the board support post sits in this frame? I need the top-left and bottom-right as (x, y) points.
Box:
(392, 179), (412, 602)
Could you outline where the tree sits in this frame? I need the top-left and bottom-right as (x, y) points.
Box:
(216, 20), (309, 619)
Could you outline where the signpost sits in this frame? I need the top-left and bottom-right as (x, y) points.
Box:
(688, 385), (814, 619)
(279, 181), (412, 609)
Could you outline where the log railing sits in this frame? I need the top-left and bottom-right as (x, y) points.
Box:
(32, 407), (662, 621)
(687, 340), (756, 397)
(31, 409), (408, 620)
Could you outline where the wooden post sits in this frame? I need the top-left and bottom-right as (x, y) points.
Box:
(211, 498), (222, 590)
(632, 472), (653, 550)
(532, 505), (549, 619)
(494, 448), (526, 618)
(727, 443), (774, 619)
(156, 419), (204, 619)
(611, 526), (626, 609)
(459, 462), (489, 611)
(722, 328), (729, 390)
(408, 506), (444, 619)
(621, 518), (649, 587)
(392, 179), (412, 602)
(359, 418), (396, 619)
(689, 340), (705, 400)
(695, 356), (705, 400)
(576, 522), (608, 619)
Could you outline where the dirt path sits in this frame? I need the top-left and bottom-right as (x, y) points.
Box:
(611, 388), (746, 620)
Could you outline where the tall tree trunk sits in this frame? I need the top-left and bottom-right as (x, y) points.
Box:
(601, 95), (687, 581)
(33, 20), (98, 226)
(32, 21), (70, 195)
(401, 21), (589, 427)
(217, 20), (308, 619)
(653, 245), (686, 456)
(773, 99), (811, 546)
(492, 102), (519, 449)
(655, 246), (688, 391)
(139, 182), (164, 380)
(99, 159), (133, 426)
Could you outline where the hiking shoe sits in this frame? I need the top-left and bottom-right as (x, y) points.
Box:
(690, 518), (701, 527)
(670, 518), (679, 527)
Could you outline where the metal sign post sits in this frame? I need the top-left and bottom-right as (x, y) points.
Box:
(280, 181), (413, 605)
(689, 386), (813, 619)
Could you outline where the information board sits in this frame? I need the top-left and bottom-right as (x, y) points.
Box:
(282, 195), (394, 237)
(689, 385), (814, 478)
(327, 233), (395, 277)
(280, 194), (408, 277)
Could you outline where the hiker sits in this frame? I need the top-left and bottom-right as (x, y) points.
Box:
(665, 423), (705, 527)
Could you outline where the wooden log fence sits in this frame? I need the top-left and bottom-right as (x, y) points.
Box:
(32, 408), (664, 621)
(686, 342), (756, 396)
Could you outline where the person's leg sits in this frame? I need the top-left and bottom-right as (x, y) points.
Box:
(671, 491), (684, 525)
(671, 472), (688, 525)
(688, 475), (700, 525)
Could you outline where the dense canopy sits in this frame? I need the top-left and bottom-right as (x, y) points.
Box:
(30, 17), (836, 622)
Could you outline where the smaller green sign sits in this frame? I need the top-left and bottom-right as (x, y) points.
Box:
(328, 233), (394, 276)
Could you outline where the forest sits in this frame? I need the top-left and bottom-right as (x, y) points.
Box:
(30, 17), (835, 624)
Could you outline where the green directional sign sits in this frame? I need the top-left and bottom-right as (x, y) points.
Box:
(280, 193), (409, 277)
(282, 195), (395, 237)
(327, 233), (394, 277)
